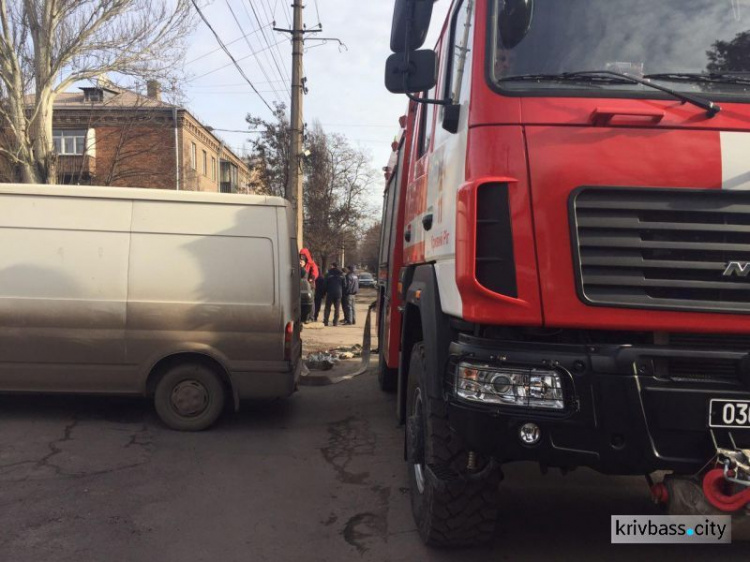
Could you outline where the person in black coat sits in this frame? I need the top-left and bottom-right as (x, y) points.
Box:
(323, 263), (346, 326)
(313, 274), (326, 322)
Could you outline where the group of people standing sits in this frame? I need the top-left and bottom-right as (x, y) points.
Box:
(299, 250), (360, 327)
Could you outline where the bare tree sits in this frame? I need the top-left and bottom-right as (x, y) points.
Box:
(357, 221), (381, 272)
(245, 102), (288, 197)
(0, 0), (194, 183)
(304, 122), (376, 268)
(244, 111), (377, 265)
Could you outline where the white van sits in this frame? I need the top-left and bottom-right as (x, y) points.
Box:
(0, 184), (301, 430)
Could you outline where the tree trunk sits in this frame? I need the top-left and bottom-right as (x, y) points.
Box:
(29, 89), (56, 184)
(6, 77), (40, 184)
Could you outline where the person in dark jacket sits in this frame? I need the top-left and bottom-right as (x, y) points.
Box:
(342, 265), (359, 325)
(313, 274), (326, 322)
(323, 263), (346, 326)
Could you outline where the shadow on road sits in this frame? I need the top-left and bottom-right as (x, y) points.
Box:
(0, 392), (300, 431)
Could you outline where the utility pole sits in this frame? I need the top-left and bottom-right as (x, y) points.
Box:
(275, 9), (337, 248)
(288, 0), (305, 248)
(275, 2), (319, 248)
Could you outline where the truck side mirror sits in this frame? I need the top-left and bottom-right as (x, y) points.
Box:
(385, 50), (438, 94)
(499, 0), (534, 49)
(390, 0), (435, 53)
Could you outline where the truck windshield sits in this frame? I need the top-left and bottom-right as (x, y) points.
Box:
(491, 0), (750, 99)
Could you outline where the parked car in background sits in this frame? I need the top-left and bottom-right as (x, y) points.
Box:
(358, 272), (376, 288)
(0, 183), (302, 431)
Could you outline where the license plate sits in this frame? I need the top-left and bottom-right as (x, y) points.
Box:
(709, 399), (750, 429)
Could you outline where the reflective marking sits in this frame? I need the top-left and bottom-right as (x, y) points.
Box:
(721, 132), (750, 190)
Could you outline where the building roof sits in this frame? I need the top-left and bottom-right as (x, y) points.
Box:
(26, 85), (175, 110)
(26, 84), (250, 171)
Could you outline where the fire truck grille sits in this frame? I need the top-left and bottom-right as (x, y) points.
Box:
(572, 187), (750, 313)
(666, 357), (740, 385)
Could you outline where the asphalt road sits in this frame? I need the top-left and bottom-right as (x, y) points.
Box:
(0, 369), (748, 561)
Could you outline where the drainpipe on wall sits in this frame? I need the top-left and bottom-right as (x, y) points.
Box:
(173, 107), (180, 190)
(218, 141), (224, 192)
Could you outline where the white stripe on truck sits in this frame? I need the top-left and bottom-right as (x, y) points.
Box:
(721, 131), (750, 190)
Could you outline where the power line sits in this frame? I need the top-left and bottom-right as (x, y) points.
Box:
(272, 0), (283, 22)
(259, 0), (292, 84)
(191, 79), (288, 88)
(269, 0), (291, 26)
(313, 0), (322, 26)
(184, 24), (272, 65)
(224, 0), (287, 102)
(279, 0), (293, 27)
(245, 0), (291, 87)
(192, 89), (291, 95)
(189, 0), (274, 113)
(187, 37), (289, 82)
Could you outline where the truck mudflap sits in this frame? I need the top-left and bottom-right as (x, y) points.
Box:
(445, 334), (750, 476)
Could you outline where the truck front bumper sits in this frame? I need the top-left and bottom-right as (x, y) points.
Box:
(447, 334), (750, 475)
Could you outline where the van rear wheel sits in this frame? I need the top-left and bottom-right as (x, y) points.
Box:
(154, 363), (226, 431)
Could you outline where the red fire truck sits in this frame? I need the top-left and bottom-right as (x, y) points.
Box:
(378, 0), (750, 547)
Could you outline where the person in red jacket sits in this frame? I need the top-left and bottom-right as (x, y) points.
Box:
(299, 248), (320, 321)
(299, 248), (319, 281)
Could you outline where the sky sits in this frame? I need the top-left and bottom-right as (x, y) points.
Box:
(180, 0), (452, 192)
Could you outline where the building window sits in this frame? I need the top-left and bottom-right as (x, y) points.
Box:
(220, 160), (238, 193)
(82, 88), (104, 102)
(53, 130), (86, 155)
(203, 150), (208, 176)
(190, 142), (197, 170)
(211, 157), (217, 181)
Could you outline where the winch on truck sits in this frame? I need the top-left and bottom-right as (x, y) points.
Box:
(377, 0), (750, 547)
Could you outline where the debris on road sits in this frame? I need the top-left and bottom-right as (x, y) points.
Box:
(304, 345), (364, 370)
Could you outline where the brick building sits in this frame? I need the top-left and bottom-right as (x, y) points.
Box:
(2, 80), (253, 192)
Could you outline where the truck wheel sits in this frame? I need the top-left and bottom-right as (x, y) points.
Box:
(154, 363), (226, 431)
(378, 350), (398, 392)
(406, 343), (499, 547)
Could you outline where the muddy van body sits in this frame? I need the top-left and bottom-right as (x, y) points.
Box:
(0, 184), (301, 430)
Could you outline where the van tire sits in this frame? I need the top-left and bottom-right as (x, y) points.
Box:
(406, 343), (499, 547)
(154, 363), (226, 431)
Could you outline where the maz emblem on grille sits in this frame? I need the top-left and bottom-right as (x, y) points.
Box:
(723, 261), (750, 278)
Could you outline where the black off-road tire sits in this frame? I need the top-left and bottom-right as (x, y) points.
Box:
(406, 343), (500, 547)
(154, 362), (227, 431)
(378, 349), (398, 393)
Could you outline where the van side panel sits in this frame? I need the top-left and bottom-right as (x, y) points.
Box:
(0, 194), (132, 392)
(127, 201), (284, 387)
(0, 188), (297, 401)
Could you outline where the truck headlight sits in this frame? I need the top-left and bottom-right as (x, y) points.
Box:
(456, 363), (565, 410)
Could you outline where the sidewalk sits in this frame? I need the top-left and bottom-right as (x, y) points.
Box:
(300, 288), (378, 386)
(301, 288), (378, 355)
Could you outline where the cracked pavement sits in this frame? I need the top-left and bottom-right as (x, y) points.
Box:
(0, 374), (748, 561)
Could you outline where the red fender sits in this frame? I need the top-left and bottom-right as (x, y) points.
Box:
(702, 468), (750, 512)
